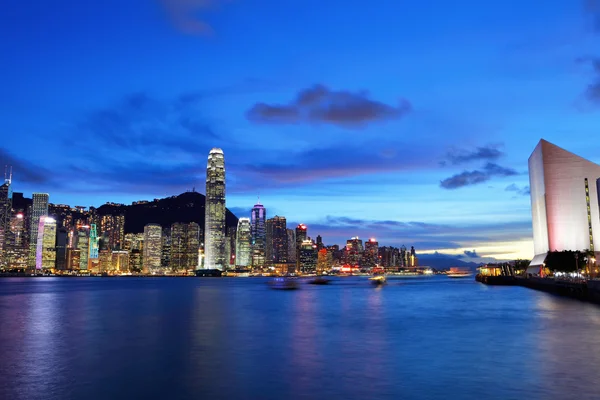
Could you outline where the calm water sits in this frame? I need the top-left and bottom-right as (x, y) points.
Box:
(1, 276), (600, 400)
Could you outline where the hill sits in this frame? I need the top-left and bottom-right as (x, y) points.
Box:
(95, 191), (239, 233)
(417, 253), (480, 271)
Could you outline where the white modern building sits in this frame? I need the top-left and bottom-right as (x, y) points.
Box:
(235, 218), (251, 267)
(204, 148), (227, 270)
(529, 139), (600, 267)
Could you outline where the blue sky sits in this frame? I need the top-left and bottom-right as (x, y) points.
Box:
(1, 0), (599, 261)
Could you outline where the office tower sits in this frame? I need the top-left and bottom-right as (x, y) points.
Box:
(111, 251), (129, 273)
(161, 228), (171, 270)
(204, 148), (226, 270)
(0, 169), (12, 268)
(130, 249), (143, 272)
(251, 202), (266, 268)
(317, 248), (331, 274)
(39, 217), (57, 270)
(186, 223), (200, 270)
(123, 233), (144, 252)
(99, 214), (125, 249)
(316, 235), (323, 251)
(88, 224), (99, 269)
(143, 224), (162, 273)
(75, 226), (90, 270)
(227, 226), (236, 267)
(295, 224), (307, 271)
(271, 216), (287, 264)
(345, 237), (364, 266)
(299, 240), (317, 274)
(6, 212), (27, 269)
(66, 248), (81, 270)
(98, 250), (112, 273)
(287, 229), (296, 264)
(28, 193), (49, 268)
(400, 245), (407, 267)
(529, 139), (600, 269)
(364, 238), (379, 268)
(236, 217), (251, 267)
(265, 218), (273, 265)
(55, 228), (68, 270)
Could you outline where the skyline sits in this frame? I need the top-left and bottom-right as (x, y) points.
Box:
(2, 0), (600, 262)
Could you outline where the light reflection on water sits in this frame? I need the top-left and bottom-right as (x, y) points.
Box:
(1, 277), (600, 400)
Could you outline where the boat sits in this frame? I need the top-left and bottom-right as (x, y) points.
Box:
(447, 267), (473, 278)
(269, 277), (299, 290)
(369, 275), (387, 285)
(307, 276), (331, 285)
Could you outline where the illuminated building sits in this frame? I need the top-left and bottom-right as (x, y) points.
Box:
(345, 237), (363, 266)
(0, 169), (12, 268)
(161, 228), (171, 270)
(287, 229), (296, 264)
(236, 217), (251, 267)
(123, 233), (144, 252)
(88, 224), (99, 267)
(170, 222), (200, 272)
(529, 139), (600, 268)
(40, 217), (57, 271)
(28, 193), (49, 268)
(227, 226), (236, 267)
(204, 148), (227, 270)
(299, 240), (317, 274)
(266, 218), (273, 265)
(129, 249), (143, 272)
(99, 214), (125, 249)
(98, 249), (112, 273)
(251, 202), (266, 268)
(66, 248), (81, 270)
(143, 223), (162, 273)
(364, 238), (379, 268)
(270, 216), (288, 264)
(5, 213), (27, 269)
(76, 226), (90, 270)
(295, 224), (307, 272)
(317, 248), (331, 274)
(111, 251), (129, 273)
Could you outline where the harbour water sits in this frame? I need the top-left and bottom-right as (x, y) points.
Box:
(1, 276), (600, 400)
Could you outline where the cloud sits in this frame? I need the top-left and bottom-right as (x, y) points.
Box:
(585, 58), (600, 104)
(443, 144), (504, 166)
(463, 250), (478, 258)
(0, 148), (51, 185)
(440, 163), (519, 189)
(159, 0), (231, 35)
(505, 183), (530, 196)
(246, 84), (412, 128)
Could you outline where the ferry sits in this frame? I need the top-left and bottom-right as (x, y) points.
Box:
(368, 275), (387, 285)
(447, 267), (473, 278)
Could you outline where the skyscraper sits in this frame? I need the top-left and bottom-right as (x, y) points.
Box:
(295, 224), (307, 272)
(287, 229), (296, 264)
(529, 139), (600, 268)
(299, 240), (317, 274)
(271, 216), (288, 264)
(236, 217), (251, 267)
(37, 217), (57, 271)
(204, 148), (226, 270)
(266, 218), (274, 265)
(0, 169), (12, 268)
(143, 224), (162, 273)
(28, 193), (49, 268)
(251, 202), (266, 268)
(75, 226), (90, 270)
(364, 238), (379, 268)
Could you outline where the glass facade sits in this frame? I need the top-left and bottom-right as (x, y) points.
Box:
(236, 218), (251, 267)
(204, 148), (226, 270)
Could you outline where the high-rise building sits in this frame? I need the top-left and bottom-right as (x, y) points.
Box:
(170, 222), (200, 272)
(6, 212), (27, 269)
(251, 202), (266, 268)
(287, 229), (296, 264)
(99, 214), (125, 249)
(40, 217), (57, 271)
(111, 251), (129, 273)
(299, 240), (317, 274)
(529, 139), (600, 269)
(204, 148), (226, 270)
(28, 193), (49, 268)
(266, 218), (274, 265)
(295, 224), (307, 272)
(0, 170), (12, 268)
(317, 248), (331, 274)
(345, 237), (363, 266)
(271, 216), (287, 264)
(55, 228), (68, 270)
(75, 226), (90, 270)
(161, 228), (171, 270)
(186, 223), (200, 270)
(143, 224), (162, 273)
(364, 238), (379, 268)
(316, 235), (323, 251)
(227, 226), (237, 267)
(236, 217), (251, 267)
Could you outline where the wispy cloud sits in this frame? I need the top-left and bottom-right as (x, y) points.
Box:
(505, 183), (530, 196)
(158, 0), (232, 35)
(440, 163), (518, 189)
(246, 84), (412, 128)
(442, 144), (504, 166)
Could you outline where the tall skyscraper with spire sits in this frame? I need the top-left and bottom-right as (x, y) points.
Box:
(204, 148), (226, 270)
(251, 201), (266, 268)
